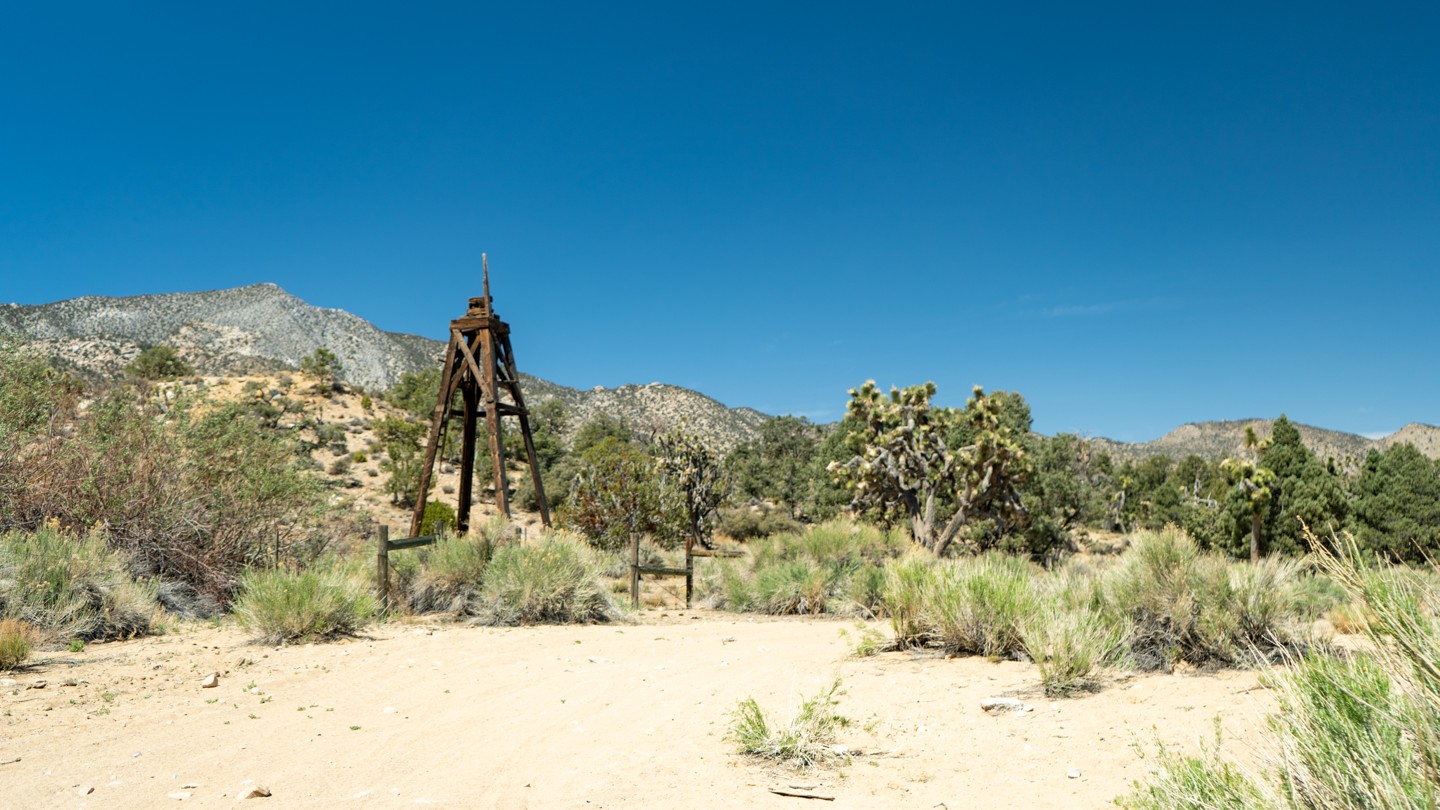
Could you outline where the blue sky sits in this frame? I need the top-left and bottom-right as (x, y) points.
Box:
(2, 3), (1436, 441)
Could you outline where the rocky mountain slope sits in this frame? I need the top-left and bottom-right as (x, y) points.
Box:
(0, 284), (768, 452)
(1090, 419), (1440, 463)
(4, 284), (1432, 460)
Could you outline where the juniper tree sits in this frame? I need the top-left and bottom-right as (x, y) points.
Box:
(829, 381), (1029, 556)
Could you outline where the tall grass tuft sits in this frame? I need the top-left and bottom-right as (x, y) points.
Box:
(407, 532), (498, 615)
(476, 531), (618, 625)
(882, 555), (935, 648)
(1122, 528), (1440, 809)
(0, 619), (38, 669)
(1021, 601), (1131, 696)
(727, 677), (851, 768)
(925, 554), (1038, 659)
(233, 564), (376, 643)
(1104, 527), (1308, 670)
(0, 527), (155, 641)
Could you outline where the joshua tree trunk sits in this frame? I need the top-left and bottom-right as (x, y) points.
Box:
(1250, 509), (1262, 564)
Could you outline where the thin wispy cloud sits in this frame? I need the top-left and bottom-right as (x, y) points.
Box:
(1037, 297), (1177, 319)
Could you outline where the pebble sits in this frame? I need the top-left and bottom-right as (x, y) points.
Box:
(243, 786), (272, 799)
(1067, 769), (1082, 779)
(200, 673), (219, 689)
(979, 697), (1028, 715)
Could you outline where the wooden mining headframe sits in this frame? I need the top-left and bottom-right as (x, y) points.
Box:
(409, 255), (550, 536)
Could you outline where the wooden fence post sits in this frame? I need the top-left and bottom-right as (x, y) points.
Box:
(375, 524), (390, 609)
(629, 532), (640, 609)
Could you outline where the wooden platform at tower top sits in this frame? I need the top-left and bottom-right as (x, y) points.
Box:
(409, 256), (550, 537)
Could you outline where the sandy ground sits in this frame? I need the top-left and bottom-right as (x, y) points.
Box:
(2, 611), (1278, 810)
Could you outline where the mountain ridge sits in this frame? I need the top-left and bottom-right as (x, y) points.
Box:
(0, 283), (768, 452)
(3, 284), (1435, 461)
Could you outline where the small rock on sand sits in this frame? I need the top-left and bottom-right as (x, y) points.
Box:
(243, 786), (272, 799)
(201, 673), (219, 689)
(979, 697), (1026, 715)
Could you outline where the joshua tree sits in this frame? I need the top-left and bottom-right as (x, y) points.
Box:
(829, 381), (1029, 556)
(1221, 457), (1275, 563)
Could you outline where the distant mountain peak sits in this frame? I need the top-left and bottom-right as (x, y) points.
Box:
(0, 284), (769, 452)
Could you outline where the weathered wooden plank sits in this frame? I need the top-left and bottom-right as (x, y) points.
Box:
(636, 566), (691, 577)
(387, 536), (439, 551)
(689, 549), (745, 558)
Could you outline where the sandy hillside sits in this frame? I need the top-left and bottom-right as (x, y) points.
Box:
(2, 612), (1277, 809)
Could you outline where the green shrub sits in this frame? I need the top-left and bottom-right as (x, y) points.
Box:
(715, 506), (803, 541)
(925, 554), (1038, 658)
(419, 501), (457, 537)
(233, 565), (376, 643)
(125, 345), (193, 380)
(0, 619), (37, 669)
(351, 451), (369, 464)
(1119, 734), (1271, 810)
(727, 677), (850, 768)
(882, 556), (936, 648)
(1021, 602), (1130, 696)
(407, 533), (496, 615)
(1104, 527), (1308, 670)
(754, 559), (836, 615)
(1123, 529), (1440, 809)
(476, 532), (617, 625)
(0, 527), (155, 641)
(844, 564), (887, 617)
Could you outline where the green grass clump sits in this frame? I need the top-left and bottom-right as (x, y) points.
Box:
(1122, 529), (1440, 809)
(407, 533), (497, 615)
(925, 554), (1038, 658)
(881, 555), (936, 648)
(0, 619), (38, 669)
(233, 565), (376, 643)
(754, 559), (836, 615)
(1104, 527), (1308, 670)
(1119, 734), (1271, 810)
(727, 677), (851, 768)
(476, 531), (617, 625)
(0, 527), (155, 642)
(1021, 601), (1130, 696)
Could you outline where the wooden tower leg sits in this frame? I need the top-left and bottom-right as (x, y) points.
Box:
(456, 383), (478, 534)
(480, 332), (511, 518)
(499, 333), (551, 527)
(411, 337), (459, 537)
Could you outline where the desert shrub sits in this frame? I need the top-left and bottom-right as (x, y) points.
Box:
(697, 559), (757, 611)
(419, 501), (457, 537)
(233, 565), (376, 643)
(1021, 601), (1131, 696)
(1123, 529), (1440, 809)
(1104, 527), (1308, 670)
(698, 520), (905, 618)
(727, 677), (850, 768)
(125, 345), (193, 380)
(0, 619), (38, 669)
(1119, 734), (1271, 810)
(351, 451), (368, 464)
(407, 532), (497, 615)
(844, 563), (887, 617)
(753, 559), (837, 615)
(925, 554), (1038, 658)
(327, 455), (352, 475)
(1326, 600), (1371, 634)
(882, 555), (936, 648)
(0, 527), (155, 641)
(475, 532), (617, 625)
(716, 506), (803, 541)
(0, 382), (344, 603)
